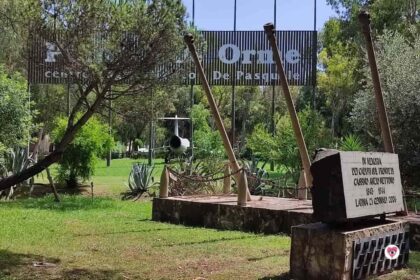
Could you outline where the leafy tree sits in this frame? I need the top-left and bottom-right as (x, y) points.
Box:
(191, 104), (224, 159)
(248, 108), (334, 181)
(276, 108), (334, 180)
(351, 30), (420, 188)
(327, 0), (420, 43)
(52, 116), (113, 187)
(0, 0), (187, 191)
(318, 43), (358, 137)
(0, 65), (32, 153)
(0, 0), (29, 71)
(246, 124), (278, 163)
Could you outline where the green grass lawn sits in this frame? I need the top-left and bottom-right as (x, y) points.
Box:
(35, 158), (165, 198)
(2, 158), (420, 279)
(92, 158), (165, 197)
(0, 196), (291, 280)
(1, 195), (419, 280)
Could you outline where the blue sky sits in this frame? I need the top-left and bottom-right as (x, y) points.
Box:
(182, 0), (338, 31)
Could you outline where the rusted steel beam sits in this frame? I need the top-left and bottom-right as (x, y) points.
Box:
(184, 34), (251, 205)
(358, 11), (394, 154)
(359, 11), (408, 216)
(264, 23), (313, 187)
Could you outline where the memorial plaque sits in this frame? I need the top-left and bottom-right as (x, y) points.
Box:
(340, 152), (404, 218)
(311, 150), (405, 223)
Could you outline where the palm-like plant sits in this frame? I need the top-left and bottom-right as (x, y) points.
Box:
(0, 147), (33, 199)
(242, 157), (269, 195)
(339, 135), (365, 151)
(122, 163), (158, 200)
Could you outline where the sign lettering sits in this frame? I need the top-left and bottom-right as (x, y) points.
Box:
(340, 152), (405, 218)
(28, 31), (316, 86)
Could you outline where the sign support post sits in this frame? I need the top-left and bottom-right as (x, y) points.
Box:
(264, 23), (313, 189)
(184, 34), (251, 205)
(358, 12), (394, 154)
(358, 11), (407, 215)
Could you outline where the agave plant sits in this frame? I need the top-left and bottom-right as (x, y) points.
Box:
(0, 147), (34, 200)
(122, 163), (158, 200)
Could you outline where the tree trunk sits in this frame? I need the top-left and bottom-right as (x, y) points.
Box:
(31, 128), (44, 162)
(0, 92), (104, 191)
(29, 128), (44, 196)
(0, 150), (62, 191)
(46, 167), (60, 202)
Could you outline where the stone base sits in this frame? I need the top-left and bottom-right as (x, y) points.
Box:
(290, 220), (409, 280)
(152, 195), (314, 234)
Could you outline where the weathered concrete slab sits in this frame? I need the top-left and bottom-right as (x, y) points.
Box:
(311, 150), (405, 223)
(152, 195), (315, 234)
(152, 195), (420, 250)
(290, 220), (410, 280)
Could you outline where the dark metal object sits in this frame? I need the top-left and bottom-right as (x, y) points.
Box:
(312, 0), (317, 109)
(231, 0), (237, 146)
(270, 0), (277, 171)
(358, 11), (394, 154)
(106, 89), (112, 167)
(352, 229), (409, 279)
(67, 83), (70, 116)
(231, 83), (236, 145)
(190, 0), (195, 159)
(264, 23), (312, 186)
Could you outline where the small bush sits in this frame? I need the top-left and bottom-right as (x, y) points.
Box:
(52, 116), (114, 188)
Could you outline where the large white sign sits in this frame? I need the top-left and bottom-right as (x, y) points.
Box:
(340, 152), (405, 218)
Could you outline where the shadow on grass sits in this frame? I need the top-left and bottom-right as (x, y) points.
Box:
(154, 235), (260, 247)
(14, 183), (90, 199)
(74, 227), (177, 237)
(0, 249), (60, 269)
(0, 195), (115, 212)
(0, 250), (122, 280)
(259, 272), (290, 280)
(247, 250), (289, 261)
(0, 249), (60, 276)
(61, 268), (121, 280)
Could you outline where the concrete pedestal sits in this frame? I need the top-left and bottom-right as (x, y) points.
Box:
(290, 220), (409, 280)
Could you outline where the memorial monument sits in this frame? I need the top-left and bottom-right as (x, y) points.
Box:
(288, 11), (410, 280)
(290, 150), (409, 279)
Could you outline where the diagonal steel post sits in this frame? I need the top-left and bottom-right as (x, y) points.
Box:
(184, 34), (251, 205)
(359, 11), (408, 216)
(264, 23), (313, 191)
(358, 11), (394, 154)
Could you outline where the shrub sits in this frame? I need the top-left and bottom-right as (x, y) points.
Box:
(248, 108), (334, 182)
(52, 116), (114, 187)
(0, 65), (32, 153)
(191, 104), (224, 159)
